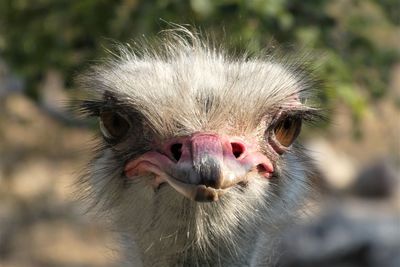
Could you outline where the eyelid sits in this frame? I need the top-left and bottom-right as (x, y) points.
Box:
(267, 134), (288, 155)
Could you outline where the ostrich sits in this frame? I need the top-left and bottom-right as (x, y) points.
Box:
(77, 28), (320, 267)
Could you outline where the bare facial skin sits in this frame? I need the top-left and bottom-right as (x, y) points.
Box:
(77, 28), (320, 266)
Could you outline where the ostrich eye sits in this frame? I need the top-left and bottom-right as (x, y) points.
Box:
(273, 116), (302, 147)
(99, 111), (130, 140)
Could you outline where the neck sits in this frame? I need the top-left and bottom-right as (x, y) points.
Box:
(111, 178), (286, 266)
(124, 214), (260, 266)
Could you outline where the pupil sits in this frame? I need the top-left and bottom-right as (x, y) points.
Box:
(104, 112), (128, 138)
(283, 119), (292, 130)
(113, 114), (122, 128)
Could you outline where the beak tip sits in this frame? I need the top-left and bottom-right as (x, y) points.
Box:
(194, 185), (221, 202)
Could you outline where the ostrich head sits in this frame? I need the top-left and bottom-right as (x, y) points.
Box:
(77, 28), (319, 265)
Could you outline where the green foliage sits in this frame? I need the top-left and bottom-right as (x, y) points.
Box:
(1, 0), (399, 121)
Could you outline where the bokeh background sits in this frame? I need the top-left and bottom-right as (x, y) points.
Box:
(0, 0), (399, 266)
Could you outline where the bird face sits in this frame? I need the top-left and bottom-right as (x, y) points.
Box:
(90, 93), (307, 203)
(78, 31), (318, 209)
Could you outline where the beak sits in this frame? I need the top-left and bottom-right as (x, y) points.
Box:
(124, 133), (273, 202)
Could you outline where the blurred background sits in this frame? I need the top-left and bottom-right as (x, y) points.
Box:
(0, 0), (399, 266)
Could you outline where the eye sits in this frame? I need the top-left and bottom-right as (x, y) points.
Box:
(273, 116), (302, 147)
(99, 111), (130, 140)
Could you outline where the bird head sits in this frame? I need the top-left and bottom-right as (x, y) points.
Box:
(77, 29), (319, 237)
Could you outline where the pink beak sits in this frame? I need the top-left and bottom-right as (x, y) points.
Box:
(124, 133), (273, 202)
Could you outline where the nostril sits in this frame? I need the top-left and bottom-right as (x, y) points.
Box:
(170, 143), (183, 161)
(256, 164), (271, 178)
(231, 142), (245, 158)
(257, 164), (267, 173)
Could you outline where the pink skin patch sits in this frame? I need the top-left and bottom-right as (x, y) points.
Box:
(124, 133), (273, 202)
